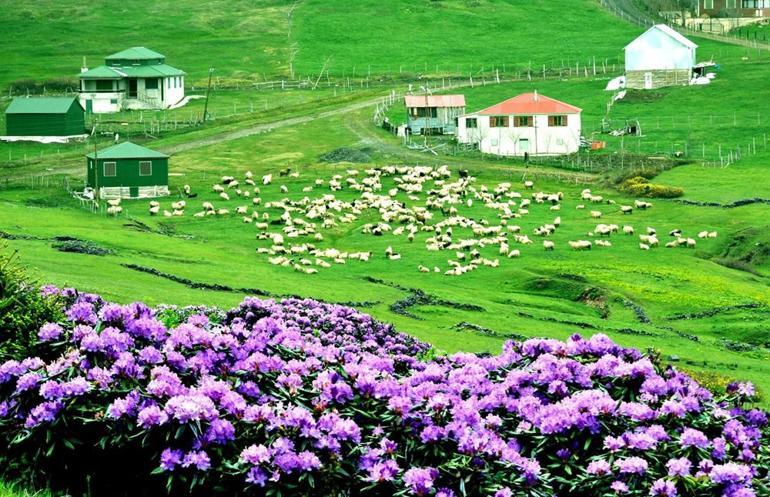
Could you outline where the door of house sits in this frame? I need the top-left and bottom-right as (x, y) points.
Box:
(644, 72), (653, 90)
(85, 100), (93, 113)
(129, 187), (139, 198)
(518, 139), (530, 153)
(128, 79), (138, 99)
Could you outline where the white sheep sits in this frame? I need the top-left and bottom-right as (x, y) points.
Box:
(639, 243), (650, 251)
(262, 174), (273, 185)
(623, 225), (634, 235)
(219, 192), (230, 201)
(543, 240), (555, 251)
(590, 210), (602, 219)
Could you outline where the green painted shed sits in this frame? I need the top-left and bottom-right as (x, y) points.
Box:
(5, 97), (85, 136)
(86, 142), (170, 199)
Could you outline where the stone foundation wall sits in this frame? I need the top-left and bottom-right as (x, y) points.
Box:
(626, 69), (691, 89)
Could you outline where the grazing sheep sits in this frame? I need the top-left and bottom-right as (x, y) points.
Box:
(149, 205), (160, 216)
(623, 225), (634, 235)
(107, 205), (122, 215)
(576, 204), (585, 210)
(634, 200), (653, 210)
(569, 240), (592, 251)
(508, 249), (520, 258)
(418, 265), (430, 273)
(698, 230), (709, 239)
(262, 174), (273, 185)
(646, 227), (656, 235)
(686, 238), (697, 248)
(523, 180), (534, 189)
(213, 185), (225, 193)
(235, 206), (248, 215)
(202, 201), (215, 211)
(595, 240), (612, 247)
(216, 208), (230, 215)
(107, 198), (121, 207)
(639, 243), (650, 251)
(669, 229), (682, 237)
(193, 211), (206, 218)
(149, 200), (160, 208)
(543, 240), (555, 251)
(219, 192), (230, 201)
(553, 216), (561, 227)
(665, 241), (678, 248)
(590, 210), (602, 219)
(280, 185), (288, 194)
(620, 205), (633, 214)
(708, 231), (718, 238)
(550, 204), (561, 211)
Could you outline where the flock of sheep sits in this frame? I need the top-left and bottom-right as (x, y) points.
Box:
(136, 165), (718, 276)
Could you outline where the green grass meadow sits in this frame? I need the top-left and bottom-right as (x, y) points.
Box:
(0, 0), (769, 416)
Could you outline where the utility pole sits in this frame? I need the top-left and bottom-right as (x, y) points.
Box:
(202, 68), (215, 123)
(93, 140), (100, 205)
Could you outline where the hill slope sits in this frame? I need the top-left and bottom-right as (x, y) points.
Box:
(0, 0), (639, 89)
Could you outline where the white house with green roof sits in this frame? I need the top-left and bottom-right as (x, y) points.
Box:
(78, 47), (185, 113)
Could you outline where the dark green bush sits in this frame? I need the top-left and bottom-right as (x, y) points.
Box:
(0, 249), (63, 360)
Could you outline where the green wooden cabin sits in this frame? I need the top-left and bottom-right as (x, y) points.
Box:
(86, 142), (170, 199)
(5, 97), (85, 136)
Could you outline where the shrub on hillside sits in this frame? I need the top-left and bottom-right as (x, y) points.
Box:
(0, 250), (62, 360)
(0, 289), (767, 497)
(620, 176), (684, 198)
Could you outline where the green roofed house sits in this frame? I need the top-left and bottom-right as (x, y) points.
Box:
(5, 97), (85, 137)
(86, 141), (170, 199)
(78, 47), (185, 113)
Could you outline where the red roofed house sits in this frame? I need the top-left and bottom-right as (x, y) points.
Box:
(405, 94), (466, 135)
(456, 92), (582, 157)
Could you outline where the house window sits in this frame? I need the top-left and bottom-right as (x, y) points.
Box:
(704, 0), (714, 8)
(110, 99), (118, 105)
(548, 115), (567, 127)
(103, 162), (117, 177)
(726, 0), (736, 7)
(411, 107), (438, 118)
(96, 80), (113, 91)
(466, 118), (478, 128)
(490, 116), (509, 128)
(514, 116), (533, 127)
(145, 78), (159, 90)
(139, 161), (152, 176)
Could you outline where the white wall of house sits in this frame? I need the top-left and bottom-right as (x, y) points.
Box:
(625, 28), (696, 71)
(79, 80), (126, 113)
(457, 114), (582, 156)
(163, 76), (185, 106)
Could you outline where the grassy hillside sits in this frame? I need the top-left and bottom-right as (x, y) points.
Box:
(0, 0), (768, 409)
(2, 106), (768, 403)
(0, 0), (640, 91)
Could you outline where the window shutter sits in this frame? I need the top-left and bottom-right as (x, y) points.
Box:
(548, 116), (554, 126)
(502, 116), (509, 127)
(528, 116), (533, 127)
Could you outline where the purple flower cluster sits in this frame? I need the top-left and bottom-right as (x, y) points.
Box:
(0, 287), (766, 497)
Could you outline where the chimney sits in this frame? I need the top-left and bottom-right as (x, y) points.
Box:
(80, 56), (88, 73)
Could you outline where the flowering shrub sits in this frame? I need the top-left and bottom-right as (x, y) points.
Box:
(0, 287), (767, 497)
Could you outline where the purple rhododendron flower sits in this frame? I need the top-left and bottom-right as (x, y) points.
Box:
(680, 428), (709, 449)
(182, 450), (211, 471)
(615, 457), (649, 475)
(0, 289), (766, 497)
(403, 467), (439, 495)
(137, 405), (168, 428)
(38, 323), (63, 342)
(160, 448), (183, 471)
(650, 479), (677, 497)
(666, 457), (692, 477)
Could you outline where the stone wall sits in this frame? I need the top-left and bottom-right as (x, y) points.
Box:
(626, 69), (692, 89)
